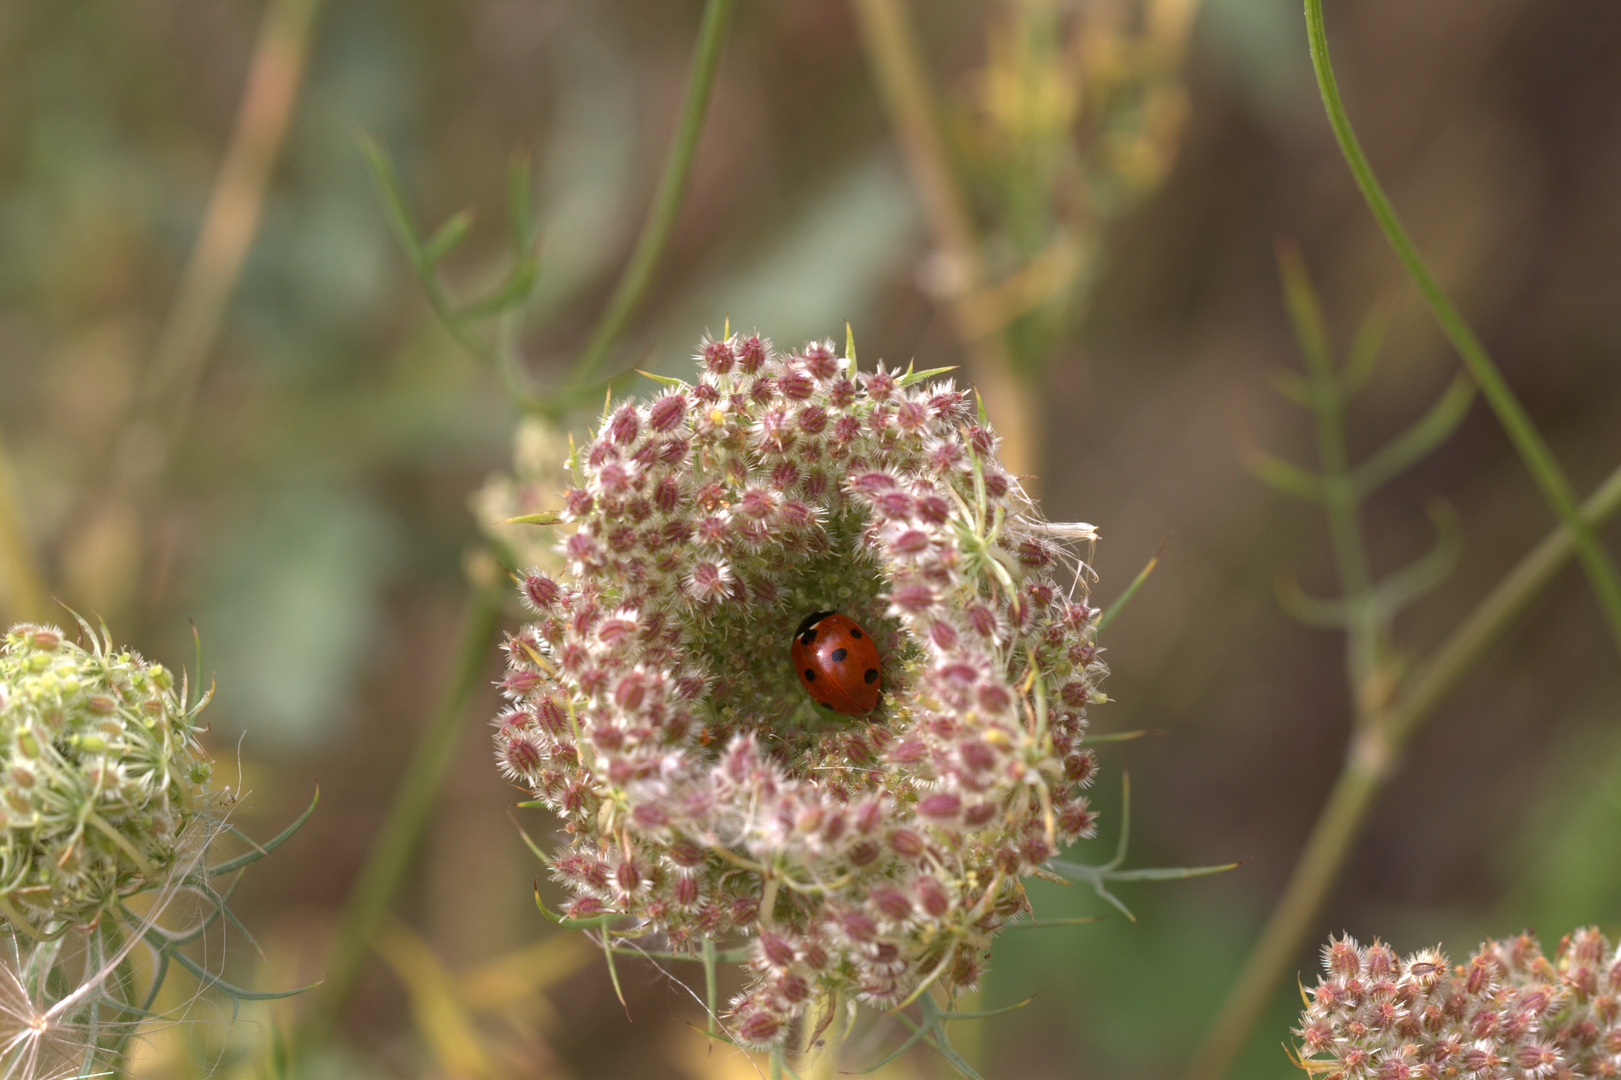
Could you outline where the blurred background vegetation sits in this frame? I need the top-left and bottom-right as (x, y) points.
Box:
(1, 0), (1619, 1076)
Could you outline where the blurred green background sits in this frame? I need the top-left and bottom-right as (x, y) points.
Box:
(2, 1), (1620, 1076)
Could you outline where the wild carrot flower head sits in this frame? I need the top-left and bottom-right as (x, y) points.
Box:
(1294, 928), (1621, 1077)
(494, 332), (1107, 1044)
(0, 620), (215, 932)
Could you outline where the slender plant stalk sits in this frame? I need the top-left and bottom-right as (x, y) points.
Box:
(0, 426), (48, 624)
(568, 0), (738, 391)
(1304, 0), (1621, 657)
(144, 0), (324, 435)
(1279, 244), (1379, 711)
(849, 0), (1036, 483)
(1186, 457), (1621, 1078)
(295, 585), (503, 1053)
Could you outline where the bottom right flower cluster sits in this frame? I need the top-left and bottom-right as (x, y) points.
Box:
(1296, 927), (1621, 1079)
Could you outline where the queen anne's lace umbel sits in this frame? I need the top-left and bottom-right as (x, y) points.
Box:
(0, 622), (214, 931)
(493, 333), (1106, 1043)
(1295, 929), (1621, 1079)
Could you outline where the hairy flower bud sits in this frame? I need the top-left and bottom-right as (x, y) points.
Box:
(1296, 927), (1621, 1077)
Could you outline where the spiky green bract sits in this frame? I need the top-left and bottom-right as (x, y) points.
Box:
(494, 332), (1107, 1046)
(1295, 928), (1621, 1078)
(0, 621), (214, 931)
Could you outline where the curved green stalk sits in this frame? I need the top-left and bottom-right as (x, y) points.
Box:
(1304, 0), (1621, 656)
(567, 0), (739, 392)
(1186, 457), (1621, 1078)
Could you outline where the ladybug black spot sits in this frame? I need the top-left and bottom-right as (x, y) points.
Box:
(864, 668), (878, 684)
(804, 668), (817, 681)
(800, 628), (817, 645)
(832, 647), (847, 662)
(849, 627), (863, 639)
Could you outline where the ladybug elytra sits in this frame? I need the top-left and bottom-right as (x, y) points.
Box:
(790, 611), (882, 715)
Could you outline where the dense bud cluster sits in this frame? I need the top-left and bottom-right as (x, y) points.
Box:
(492, 332), (1107, 1044)
(1295, 928), (1621, 1079)
(0, 621), (215, 931)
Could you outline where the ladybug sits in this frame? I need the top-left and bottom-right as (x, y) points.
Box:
(791, 611), (882, 715)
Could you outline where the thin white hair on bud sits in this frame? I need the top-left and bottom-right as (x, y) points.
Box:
(1032, 519), (1099, 544)
(0, 816), (225, 1080)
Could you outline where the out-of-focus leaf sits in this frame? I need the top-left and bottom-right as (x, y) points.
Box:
(1245, 449), (1325, 503)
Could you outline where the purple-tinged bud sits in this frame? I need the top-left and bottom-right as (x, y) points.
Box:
(801, 340), (837, 378)
(775, 972), (811, 1003)
(501, 665), (544, 697)
(976, 682), (1012, 713)
(702, 337), (736, 374)
(614, 859), (643, 893)
(889, 830), (924, 858)
(760, 932), (796, 968)
(896, 398), (929, 432)
(886, 580), (935, 614)
(841, 911), (877, 942)
(736, 1010), (781, 1045)
(738, 487), (778, 520)
(959, 740), (996, 773)
(848, 841), (880, 866)
(915, 494), (950, 523)
(919, 793), (962, 820)
(848, 471), (898, 495)
(565, 487), (594, 516)
(738, 334), (768, 373)
(667, 838), (705, 867)
(888, 529), (931, 557)
(779, 367), (814, 400)
(503, 737), (541, 774)
(888, 739), (926, 765)
(915, 876), (949, 917)
(609, 405), (640, 445)
(522, 573), (562, 609)
(649, 393), (688, 432)
(632, 803), (669, 830)
(566, 897), (606, 920)
(870, 887), (912, 920)
(863, 369), (896, 401)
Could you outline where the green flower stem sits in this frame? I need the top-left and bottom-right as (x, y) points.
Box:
(1387, 459), (1621, 748)
(1279, 245), (1379, 713)
(1186, 456), (1621, 1078)
(1304, 0), (1621, 657)
(295, 584), (503, 1055)
(567, 0), (738, 392)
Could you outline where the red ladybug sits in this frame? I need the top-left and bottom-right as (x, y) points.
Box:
(791, 611), (882, 715)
